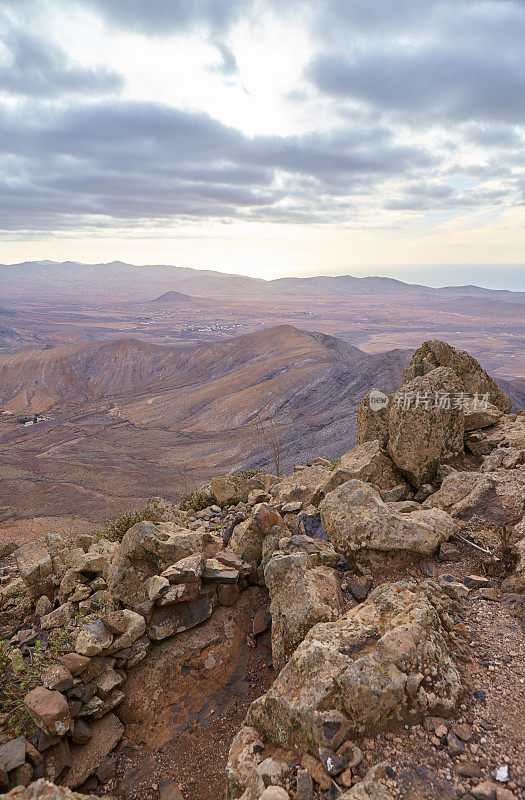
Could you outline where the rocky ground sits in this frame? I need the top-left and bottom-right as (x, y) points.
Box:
(1, 340), (524, 800)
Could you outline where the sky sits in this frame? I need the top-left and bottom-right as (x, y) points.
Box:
(0, 0), (524, 287)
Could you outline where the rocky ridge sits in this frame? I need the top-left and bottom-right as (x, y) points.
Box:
(0, 340), (524, 800)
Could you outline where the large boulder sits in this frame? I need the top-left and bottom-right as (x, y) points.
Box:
(247, 581), (461, 755)
(105, 521), (215, 607)
(270, 464), (332, 508)
(15, 541), (53, 598)
(264, 552), (345, 672)
(229, 504), (287, 566)
(402, 340), (511, 413)
(356, 390), (391, 447)
(316, 440), (410, 503)
(387, 367), (464, 488)
(320, 479), (457, 558)
(423, 467), (525, 526)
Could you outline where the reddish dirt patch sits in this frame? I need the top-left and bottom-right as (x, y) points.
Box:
(0, 515), (95, 546)
(110, 587), (273, 800)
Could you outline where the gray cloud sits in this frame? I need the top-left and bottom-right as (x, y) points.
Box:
(0, 26), (122, 98)
(0, 99), (438, 231)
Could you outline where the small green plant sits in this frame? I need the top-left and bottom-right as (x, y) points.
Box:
(179, 489), (212, 514)
(232, 467), (262, 479)
(94, 510), (145, 542)
(0, 625), (76, 738)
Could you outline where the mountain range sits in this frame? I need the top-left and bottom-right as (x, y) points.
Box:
(2, 260), (524, 301)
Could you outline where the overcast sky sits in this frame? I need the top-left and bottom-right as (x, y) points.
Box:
(1, 0), (524, 286)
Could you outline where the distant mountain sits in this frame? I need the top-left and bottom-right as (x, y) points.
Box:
(151, 290), (205, 307)
(1, 260), (523, 302)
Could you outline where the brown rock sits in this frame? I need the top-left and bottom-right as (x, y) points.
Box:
(62, 712), (124, 788)
(43, 739), (70, 781)
(24, 688), (71, 736)
(58, 653), (90, 677)
(41, 665), (74, 692)
(0, 737), (26, 772)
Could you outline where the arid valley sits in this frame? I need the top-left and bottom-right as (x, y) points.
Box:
(0, 261), (524, 533)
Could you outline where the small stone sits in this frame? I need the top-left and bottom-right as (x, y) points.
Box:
(456, 762), (482, 778)
(158, 777), (184, 800)
(253, 608), (272, 636)
(259, 788), (290, 800)
(24, 687), (71, 736)
(464, 575), (491, 589)
(421, 561), (437, 577)
(494, 766), (509, 783)
(471, 781), (498, 799)
(41, 664), (74, 692)
(296, 768), (314, 800)
(147, 575), (170, 601)
(11, 762), (33, 787)
(452, 723), (472, 742)
(435, 724), (448, 738)
(72, 719), (92, 745)
(447, 732), (466, 755)
(217, 584), (240, 605)
(40, 602), (74, 630)
(439, 542), (461, 562)
(346, 575), (373, 602)
(319, 747), (347, 777)
(0, 737), (26, 772)
(474, 689), (487, 704)
(35, 596), (53, 616)
(59, 652), (91, 676)
(96, 754), (117, 784)
(74, 619), (113, 656)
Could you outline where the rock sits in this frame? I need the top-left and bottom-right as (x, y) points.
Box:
(105, 609), (146, 652)
(253, 608), (272, 636)
(357, 390), (391, 447)
(330, 440), (409, 501)
(40, 602), (74, 630)
(161, 552), (204, 583)
(95, 668), (124, 699)
(270, 465), (332, 508)
(105, 520), (213, 607)
(96, 754), (117, 784)
(413, 484), (434, 502)
(447, 731), (465, 755)
(35, 596), (53, 617)
(58, 653), (90, 677)
(147, 590), (217, 641)
(156, 582), (201, 605)
(230, 504), (286, 566)
(43, 739), (70, 781)
(456, 761), (482, 778)
(471, 782), (498, 799)
(62, 712), (123, 788)
(439, 542), (461, 562)
(276, 535), (339, 568)
(423, 468), (525, 526)
(346, 575), (373, 602)
(74, 619), (113, 656)
(41, 665), (74, 692)
(147, 575), (170, 601)
(256, 757), (288, 786)
(464, 401), (503, 431)
(211, 475), (250, 506)
(24, 688), (71, 736)
(0, 779), (98, 800)
(300, 754), (331, 789)
(247, 581), (460, 755)
(11, 763), (33, 787)
(225, 726), (265, 799)
(217, 584), (240, 606)
(494, 765), (509, 783)
(0, 541), (19, 559)
(339, 762), (395, 799)
(403, 340), (511, 413)
(16, 541), (53, 598)
(319, 747), (347, 776)
(452, 723), (472, 742)
(0, 737), (26, 772)
(337, 741), (362, 769)
(202, 558), (239, 583)
(320, 480), (457, 558)
(296, 768), (314, 800)
(265, 552), (344, 672)
(387, 367), (464, 488)
(71, 720), (92, 745)
(464, 575), (491, 589)
(258, 789), (290, 800)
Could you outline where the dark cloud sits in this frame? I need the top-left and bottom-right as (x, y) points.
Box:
(75, 0), (246, 36)
(0, 27), (122, 98)
(0, 99), (436, 231)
